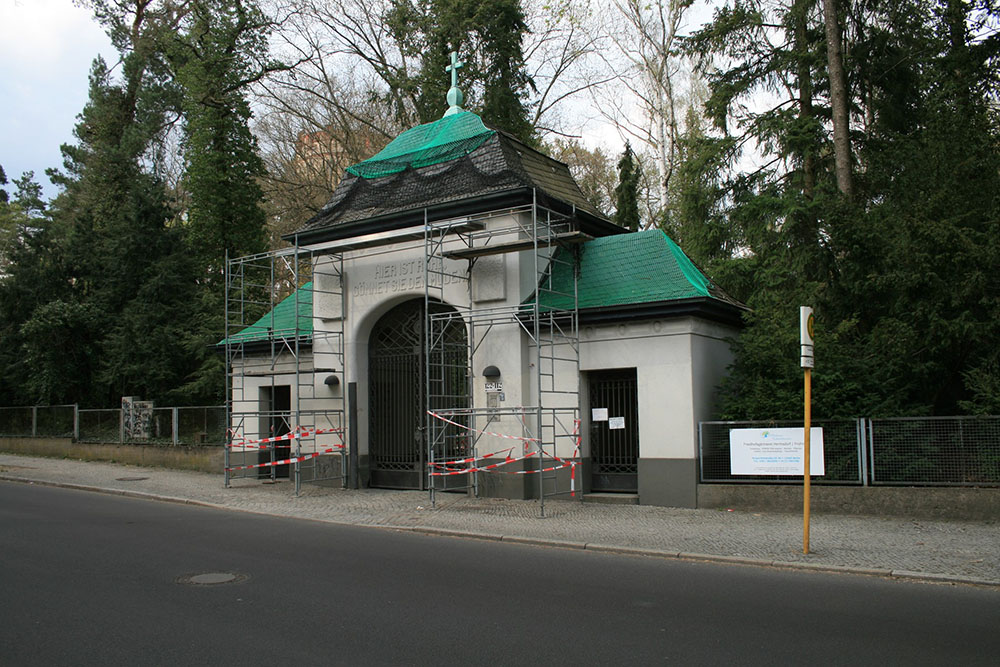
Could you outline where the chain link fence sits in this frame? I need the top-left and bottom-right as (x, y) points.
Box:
(3, 404), (226, 445)
(869, 416), (1000, 486)
(700, 420), (865, 484)
(700, 416), (1000, 487)
(78, 409), (122, 442)
(0, 405), (77, 438)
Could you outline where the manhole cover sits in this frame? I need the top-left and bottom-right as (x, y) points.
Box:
(177, 572), (248, 586)
(115, 476), (149, 482)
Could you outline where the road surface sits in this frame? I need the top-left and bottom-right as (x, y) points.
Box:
(2, 482), (997, 665)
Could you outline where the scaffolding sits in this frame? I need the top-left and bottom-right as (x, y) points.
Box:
(223, 245), (347, 495)
(425, 190), (584, 516)
(221, 190), (586, 511)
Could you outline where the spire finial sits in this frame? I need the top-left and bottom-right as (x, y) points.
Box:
(445, 51), (465, 116)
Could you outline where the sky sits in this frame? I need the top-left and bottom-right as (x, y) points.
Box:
(0, 0), (719, 202)
(0, 0), (115, 198)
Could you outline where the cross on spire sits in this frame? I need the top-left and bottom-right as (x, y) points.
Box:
(444, 50), (465, 116)
(446, 51), (464, 88)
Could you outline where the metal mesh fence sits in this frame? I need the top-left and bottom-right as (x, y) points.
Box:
(148, 408), (186, 444)
(0, 406), (76, 437)
(699, 420), (864, 484)
(34, 405), (76, 437)
(869, 416), (1000, 486)
(177, 407), (227, 445)
(0, 407), (34, 436)
(74, 406), (227, 445)
(78, 409), (121, 443)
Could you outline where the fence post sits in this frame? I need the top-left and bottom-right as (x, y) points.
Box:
(867, 418), (876, 485)
(31, 406), (37, 437)
(697, 421), (704, 484)
(73, 404), (80, 441)
(172, 407), (179, 445)
(858, 418), (869, 486)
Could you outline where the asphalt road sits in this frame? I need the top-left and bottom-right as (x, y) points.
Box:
(2, 482), (998, 666)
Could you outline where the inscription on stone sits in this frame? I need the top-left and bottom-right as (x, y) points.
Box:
(352, 260), (463, 298)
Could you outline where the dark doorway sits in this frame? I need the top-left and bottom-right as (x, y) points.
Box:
(589, 369), (639, 492)
(259, 385), (291, 479)
(368, 300), (468, 489)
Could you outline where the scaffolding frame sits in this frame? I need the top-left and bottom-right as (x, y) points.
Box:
(223, 244), (348, 495)
(425, 190), (584, 516)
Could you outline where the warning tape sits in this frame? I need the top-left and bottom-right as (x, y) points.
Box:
(225, 445), (345, 472)
(427, 411), (539, 442)
(227, 426), (344, 448)
(427, 446), (514, 468)
(426, 414), (583, 482)
(228, 430), (299, 447)
(429, 450), (538, 477)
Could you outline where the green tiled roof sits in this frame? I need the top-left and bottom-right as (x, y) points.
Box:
(345, 111), (495, 179)
(223, 232), (735, 347)
(538, 230), (725, 311)
(220, 283), (313, 346)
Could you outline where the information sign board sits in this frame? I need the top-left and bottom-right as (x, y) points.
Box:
(730, 427), (825, 475)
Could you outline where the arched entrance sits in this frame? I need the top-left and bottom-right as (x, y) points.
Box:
(368, 299), (468, 489)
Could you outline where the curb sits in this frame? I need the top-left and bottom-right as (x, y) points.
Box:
(3, 474), (998, 589)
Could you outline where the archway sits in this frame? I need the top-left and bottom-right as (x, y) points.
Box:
(368, 299), (468, 489)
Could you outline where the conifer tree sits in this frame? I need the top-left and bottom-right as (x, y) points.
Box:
(387, 0), (535, 142)
(614, 142), (641, 231)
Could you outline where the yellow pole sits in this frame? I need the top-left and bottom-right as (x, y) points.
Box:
(803, 367), (812, 554)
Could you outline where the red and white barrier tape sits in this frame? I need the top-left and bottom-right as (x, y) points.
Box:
(227, 426), (344, 448)
(427, 416), (583, 482)
(429, 450), (538, 476)
(225, 444), (345, 472)
(427, 411), (539, 442)
(427, 446), (514, 468)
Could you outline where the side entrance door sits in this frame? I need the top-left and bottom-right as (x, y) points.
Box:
(589, 369), (639, 492)
(259, 385), (291, 479)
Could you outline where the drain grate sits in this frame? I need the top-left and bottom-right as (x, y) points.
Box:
(177, 572), (248, 586)
(115, 476), (149, 481)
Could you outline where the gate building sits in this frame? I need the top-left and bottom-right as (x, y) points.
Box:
(222, 99), (744, 509)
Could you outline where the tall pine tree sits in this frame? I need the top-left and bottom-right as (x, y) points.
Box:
(614, 142), (641, 231)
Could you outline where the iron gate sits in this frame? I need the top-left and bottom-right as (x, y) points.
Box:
(369, 300), (467, 489)
(589, 369), (638, 492)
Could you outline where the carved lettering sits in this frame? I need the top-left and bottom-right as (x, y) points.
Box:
(352, 261), (464, 298)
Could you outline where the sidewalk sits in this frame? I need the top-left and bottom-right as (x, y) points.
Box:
(2, 453), (998, 587)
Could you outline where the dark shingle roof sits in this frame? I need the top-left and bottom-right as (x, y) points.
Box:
(288, 115), (618, 244)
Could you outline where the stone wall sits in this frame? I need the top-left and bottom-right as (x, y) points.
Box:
(697, 484), (1000, 521)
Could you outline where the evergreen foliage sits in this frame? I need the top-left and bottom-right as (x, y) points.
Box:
(613, 142), (641, 231)
(0, 1), (273, 407)
(686, 0), (1000, 418)
(3, 0), (998, 423)
(386, 0), (535, 143)
(169, 0), (271, 272)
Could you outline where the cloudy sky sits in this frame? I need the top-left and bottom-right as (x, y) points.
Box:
(0, 0), (720, 201)
(1, 0), (114, 198)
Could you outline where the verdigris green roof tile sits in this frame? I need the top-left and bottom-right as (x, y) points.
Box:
(537, 229), (729, 310)
(219, 283), (313, 346)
